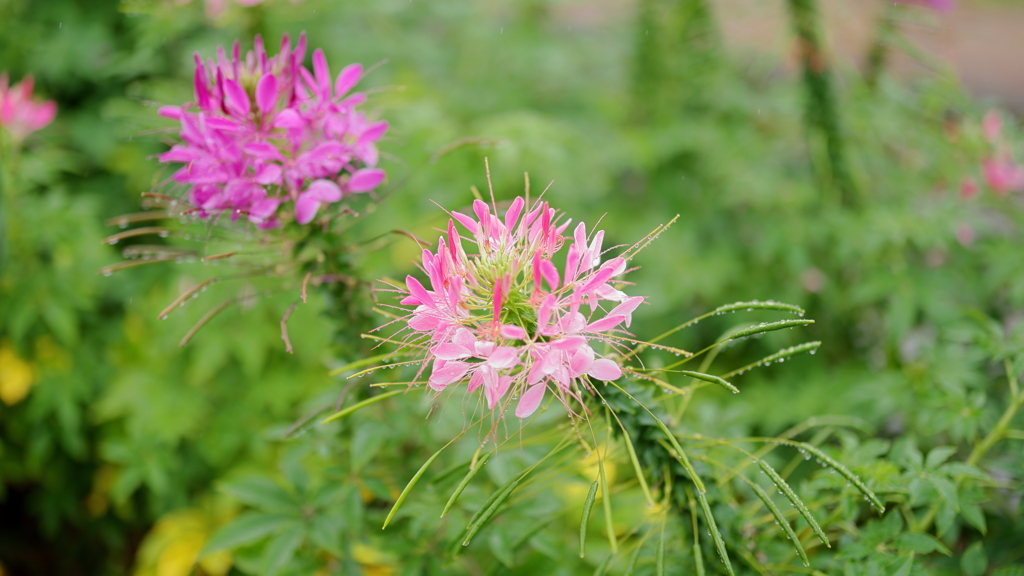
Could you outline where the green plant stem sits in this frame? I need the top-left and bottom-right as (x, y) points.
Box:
(914, 358), (1023, 533)
(864, 3), (898, 90)
(786, 0), (857, 207)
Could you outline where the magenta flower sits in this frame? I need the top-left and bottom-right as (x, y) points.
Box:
(0, 74), (57, 141)
(158, 34), (387, 227)
(386, 197), (642, 419)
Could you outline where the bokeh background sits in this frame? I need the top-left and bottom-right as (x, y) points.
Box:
(2, 0), (1023, 574)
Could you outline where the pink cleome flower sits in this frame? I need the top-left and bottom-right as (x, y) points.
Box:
(158, 34), (387, 227)
(0, 74), (57, 141)
(387, 197), (642, 419)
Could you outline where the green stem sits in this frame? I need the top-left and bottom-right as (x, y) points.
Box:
(786, 0), (857, 207)
(914, 358), (1023, 533)
(0, 135), (19, 272)
(864, 3), (899, 90)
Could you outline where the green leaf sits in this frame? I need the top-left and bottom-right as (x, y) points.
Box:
(308, 514), (344, 556)
(927, 476), (959, 511)
(488, 526), (515, 568)
(924, 446), (957, 469)
(960, 501), (987, 534)
(262, 523), (305, 576)
(220, 477), (298, 513)
(350, 421), (389, 473)
(894, 533), (950, 556)
(961, 542), (987, 576)
(201, 512), (294, 556)
(889, 554), (914, 576)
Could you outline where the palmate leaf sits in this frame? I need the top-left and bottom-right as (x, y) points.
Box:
(200, 512), (296, 556)
(262, 523), (305, 576)
(220, 477), (299, 513)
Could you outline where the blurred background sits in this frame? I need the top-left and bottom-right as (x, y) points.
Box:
(1, 0), (1023, 574)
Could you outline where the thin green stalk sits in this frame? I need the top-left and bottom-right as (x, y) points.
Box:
(786, 0), (856, 206)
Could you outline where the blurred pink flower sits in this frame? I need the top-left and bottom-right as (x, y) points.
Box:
(158, 34), (387, 226)
(982, 110), (1002, 143)
(388, 197), (640, 419)
(959, 179), (978, 200)
(0, 74), (56, 141)
(982, 154), (1024, 195)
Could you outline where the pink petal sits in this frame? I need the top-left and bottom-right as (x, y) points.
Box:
(334, 63), (362, 97)
(504, 196), (525, 232)
(306, 179), (343, 202)
(294, 193), (322, 224)
(223, 78), (251, 117)
(158, 106), (182, 120)
(405, 276), (433, 309)
(429, 360), (472, 389)
(499, 324), (528, 340)
(550, 337), (586, 351)
(312, 49), (331, 95)
(346, 168), (385, 193)
(359, 121), (388, 144)
(244, 142), (285, 161)
(515, 384), (547, 418)
(255, 74), (278, 113)
(273, 108), (304, 129)
(487, 346), (520, 369)
(431, 343), (472, 360)
(586, 315), (627, 333)
(588, 359), (621, 381)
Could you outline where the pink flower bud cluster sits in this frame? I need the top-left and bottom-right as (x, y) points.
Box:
(158, 34), (387, 227)
(393, 197), (642, 419)
(0, 74), (57, 141)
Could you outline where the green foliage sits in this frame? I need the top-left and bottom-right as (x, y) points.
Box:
(3, 0), (1024, 575)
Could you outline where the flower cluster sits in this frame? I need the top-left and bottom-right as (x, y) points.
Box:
(392, 197), (642, 419)
(0, 74), (56, 142)
(158, 34), (387, 227)
(979, 110), (1024, 195)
